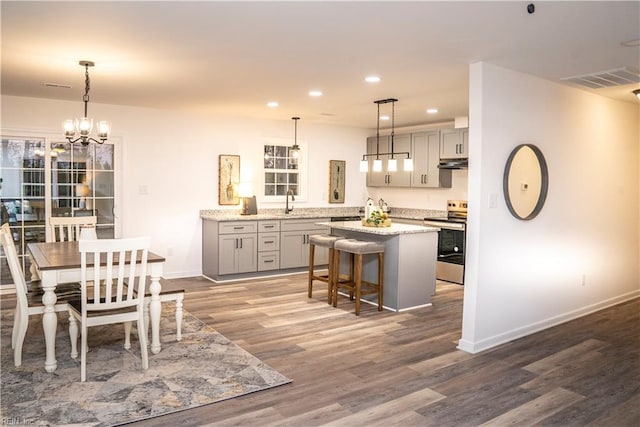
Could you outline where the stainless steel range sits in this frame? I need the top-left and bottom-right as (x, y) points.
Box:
(424, 200), (467, 285)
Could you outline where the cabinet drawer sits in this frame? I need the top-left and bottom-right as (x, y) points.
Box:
(258, 233), (280, 252)
(259, 220), (280, 232)
(258, 251), (280, 271)
(280, 218), (330, 232)
(219, 221), (258, 234)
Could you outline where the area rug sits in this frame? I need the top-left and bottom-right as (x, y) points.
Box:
(0, 306), (292, 426)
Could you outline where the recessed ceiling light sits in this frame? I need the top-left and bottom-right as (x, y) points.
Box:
(365, 76), (381, 83)
(426, 108), (438, 114)
(379, 115), (390, 121)
(266, 101), (279, 108)
(309, 90), (322, 97)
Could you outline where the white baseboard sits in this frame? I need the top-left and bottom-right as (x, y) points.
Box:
(457, 290), (640, 354)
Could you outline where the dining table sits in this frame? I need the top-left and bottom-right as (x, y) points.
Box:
(27, 240), (166, 373)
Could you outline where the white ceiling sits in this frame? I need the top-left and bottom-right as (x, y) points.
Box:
(2, 1), (639, 129)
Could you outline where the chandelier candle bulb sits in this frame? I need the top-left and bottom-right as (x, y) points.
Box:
(63, 120), (75, 137)
(78, 118), (93, 135)
(97, 121), (110, 138)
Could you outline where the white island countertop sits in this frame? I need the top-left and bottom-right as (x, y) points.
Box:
(318, 220), (439, 235)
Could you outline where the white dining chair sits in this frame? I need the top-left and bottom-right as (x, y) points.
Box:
(68, 236), (151, 382)
(49, 216), (98, 242)
(0, 223), (79, 367)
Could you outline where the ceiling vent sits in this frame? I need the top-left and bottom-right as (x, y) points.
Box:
(561, 67), (640, 89)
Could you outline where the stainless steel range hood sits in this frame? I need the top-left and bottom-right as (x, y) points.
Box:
(438, 159), (468, 169)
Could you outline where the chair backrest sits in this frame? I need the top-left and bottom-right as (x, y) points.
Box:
(49, 216), (98, 242)
(0, 224), (29, 321)
(79, 236), (150, 315)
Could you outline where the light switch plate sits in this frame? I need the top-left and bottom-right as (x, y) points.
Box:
(489, 192), (498, 208)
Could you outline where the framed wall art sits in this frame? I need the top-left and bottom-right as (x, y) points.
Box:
(218, 154), (240, 205)
(329, 160), (345, 203)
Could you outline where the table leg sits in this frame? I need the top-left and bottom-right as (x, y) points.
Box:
(148, 263), (163, 354)
(40, 271), (58, 372)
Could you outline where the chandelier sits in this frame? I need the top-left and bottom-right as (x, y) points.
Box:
(289, 116), (301, 165)
(63, 60), (110, 145)
(360, 98), (413, 173)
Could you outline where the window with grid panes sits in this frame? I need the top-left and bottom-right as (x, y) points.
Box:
(0, 136), (117, 292)
(263, 144), (299, 197)
(50, 142), (115, 239)
(1, 137), (47, 288)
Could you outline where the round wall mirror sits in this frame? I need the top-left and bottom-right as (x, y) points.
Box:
(503, 144), (548, 220)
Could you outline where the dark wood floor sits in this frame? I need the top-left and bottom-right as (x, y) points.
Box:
(4, 274), (639, 426)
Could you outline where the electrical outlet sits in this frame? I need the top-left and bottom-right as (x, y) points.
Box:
(167, 247), (174, 257)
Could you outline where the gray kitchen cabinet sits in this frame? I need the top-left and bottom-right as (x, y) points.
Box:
(202, 220), (257, 278)
(279, 218), (330, 269)
(411, 131), (452, 188)
(218, 233), (257, 274)
(203, 217), (331, 280)
(258, 220), (280, 271)
(366, 134), (411, 187)
(440, 128), (469, 159)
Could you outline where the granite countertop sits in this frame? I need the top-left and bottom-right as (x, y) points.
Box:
(200, 207), (446, 222)
(317, 220), (439, 235)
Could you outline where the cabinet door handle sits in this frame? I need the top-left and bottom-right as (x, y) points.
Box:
(239, 238), (243, 249)
(233, 226), (243, 230)
(264, 240), (274, 244)
(265, 225), (274, 229)
(264, 259), (274, 263)
(235, 238), (238, 249)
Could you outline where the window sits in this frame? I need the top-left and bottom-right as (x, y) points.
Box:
(1, 137), (47, 287)
(0, 136), (116, 291)
(50, 142), (115, 238)
(263, 143), (300, 197)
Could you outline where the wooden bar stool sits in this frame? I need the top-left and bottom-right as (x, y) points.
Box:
(308, 234), (344, 303)
(332, 239), (385, 315)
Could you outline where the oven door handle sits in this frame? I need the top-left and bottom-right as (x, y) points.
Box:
(438, 253), (463, 259)
(423, 221), (466, 231)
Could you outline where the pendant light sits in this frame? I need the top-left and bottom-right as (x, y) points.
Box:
(360, 98), (412, 173)
(290, 117), (301, 165)
(63, 60), (110, 146)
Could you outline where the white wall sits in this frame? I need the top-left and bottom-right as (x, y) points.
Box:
(460, 62), (640, 353)
(1, 95), (369, 277)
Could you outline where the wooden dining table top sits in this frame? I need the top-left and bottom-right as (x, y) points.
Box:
(27, 241), (165, 271)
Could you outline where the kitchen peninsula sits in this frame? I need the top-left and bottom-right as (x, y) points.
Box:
(320, 221), (438, 311)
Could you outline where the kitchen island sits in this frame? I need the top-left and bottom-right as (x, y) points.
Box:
(319, 221), (439, 312)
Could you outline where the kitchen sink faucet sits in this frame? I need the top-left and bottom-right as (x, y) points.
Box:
(285, 189), (295, 214)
